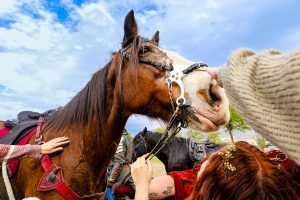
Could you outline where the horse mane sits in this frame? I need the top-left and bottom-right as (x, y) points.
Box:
(45, 62), (110, 133)
(45, 36), (142, 134)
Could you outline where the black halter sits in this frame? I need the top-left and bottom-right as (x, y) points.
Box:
(118, 35), (208, 159)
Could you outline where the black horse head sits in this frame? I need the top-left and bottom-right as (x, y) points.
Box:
(133, 127), (226, 172)
(133, 128), (195, 172)
(133, 127), (149, 156)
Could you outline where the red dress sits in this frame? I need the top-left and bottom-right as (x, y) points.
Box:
(167, 164), (201, 200)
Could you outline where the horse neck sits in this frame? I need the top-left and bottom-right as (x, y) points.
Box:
(43, 63), (130, 193)
(146, 132), (169, 165)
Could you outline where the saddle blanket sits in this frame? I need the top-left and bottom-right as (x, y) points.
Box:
(0, 127), (37, 177)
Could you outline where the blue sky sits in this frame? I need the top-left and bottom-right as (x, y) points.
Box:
(0, 0), (299, 135)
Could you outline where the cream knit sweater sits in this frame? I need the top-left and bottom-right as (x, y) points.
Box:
(219, 48), (300, 164)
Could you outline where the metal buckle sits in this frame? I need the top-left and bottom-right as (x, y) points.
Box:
(167, 69), (186, 106)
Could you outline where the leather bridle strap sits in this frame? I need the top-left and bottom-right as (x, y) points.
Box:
(183, 62), (208, 74)
(146, 106), (186, 160)
(122, 53), (173, 71)
(119, 55), (125, 106)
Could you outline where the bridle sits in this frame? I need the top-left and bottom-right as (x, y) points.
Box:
(133, 134), (148, 159)
(119, 35), (208, 160)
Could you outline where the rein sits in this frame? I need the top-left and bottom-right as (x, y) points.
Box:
(118, 36), (208, 160)
(146, 106), (184, 160)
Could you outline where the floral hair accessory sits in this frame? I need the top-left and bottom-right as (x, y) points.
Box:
(218, 144), (237, 173)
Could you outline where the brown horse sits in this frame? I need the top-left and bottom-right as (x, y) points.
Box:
(0, 121), (4, 128)
(9, 10), (229, 199)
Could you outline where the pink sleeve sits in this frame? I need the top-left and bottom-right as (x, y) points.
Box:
(0, 144), (41, 162)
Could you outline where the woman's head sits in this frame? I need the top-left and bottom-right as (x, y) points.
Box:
(188, 141), (298, 200)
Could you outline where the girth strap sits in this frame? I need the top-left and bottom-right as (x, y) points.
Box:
(38, 155), (83, 200)
(38, 154), (104, 200)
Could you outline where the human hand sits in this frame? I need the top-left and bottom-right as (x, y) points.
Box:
(107, 179), (114, 188)
(131, 154), (152, 189)
(41, 137), (69, 154)
(207, 67), (223, 88)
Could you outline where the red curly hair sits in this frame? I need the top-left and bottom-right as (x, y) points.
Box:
(187, 141), (298, 200)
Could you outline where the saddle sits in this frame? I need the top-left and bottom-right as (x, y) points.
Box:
(0, 111), (42, 200)
(0, 110), (56, 144)
(0, 114), (40, 145)
(187, 137), (209, 163)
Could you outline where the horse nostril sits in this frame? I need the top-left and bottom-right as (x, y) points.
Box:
(209, 85), (219, 102)
(209, 82), (222, 107)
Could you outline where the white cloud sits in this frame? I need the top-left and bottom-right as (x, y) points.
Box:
(0, 0), (21, 16)
(0, 1), (121, 119)
(0, 0), (299, 135)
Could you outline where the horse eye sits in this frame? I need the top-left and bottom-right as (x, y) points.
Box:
(139, 47), (151, 54)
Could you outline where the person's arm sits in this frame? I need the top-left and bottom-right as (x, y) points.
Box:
(209, 48), (300, 165)
(131, 155), (153, 200)
(131, 155), (175, 200)
(107, 136), (126, 187)
(0, 136), (69, 162)
(0, 144), (41, 162)
(147, 175), (175, 200)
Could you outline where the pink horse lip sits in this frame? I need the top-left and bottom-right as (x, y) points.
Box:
(192, 107), (220, 132)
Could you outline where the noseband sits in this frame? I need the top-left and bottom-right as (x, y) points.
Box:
(119, 35), (208, 159)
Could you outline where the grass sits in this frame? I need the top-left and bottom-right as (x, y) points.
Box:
(149, 156), (166, 177)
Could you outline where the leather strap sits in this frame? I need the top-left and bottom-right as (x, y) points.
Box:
(36, 118), (82, 200)
(35, 117), (45, 144)
(36, 118), (103, 200)
(39, 155), (82, 200)
(0, 164), (10, 200)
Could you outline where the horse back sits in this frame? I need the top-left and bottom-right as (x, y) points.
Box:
(0, 121), (4, 128)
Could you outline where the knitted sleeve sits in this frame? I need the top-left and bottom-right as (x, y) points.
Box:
(0, 144), (41, 162)
(219, 48), (300, 165)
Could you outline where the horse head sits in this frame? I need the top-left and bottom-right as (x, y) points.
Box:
(132, 127), (150, 157)
(111, 10), (229, 132)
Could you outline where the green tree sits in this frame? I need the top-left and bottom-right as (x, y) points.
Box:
(187, 129), (221, 144)
(256, 133), (267, 151)
(208, 132), (221, 144)
(187, 129), (205, 140)
(224, 105), (251, 142)
(154, 127), (182, 137)
(154, 127), (164, 134)
(124, 130), (134, 141)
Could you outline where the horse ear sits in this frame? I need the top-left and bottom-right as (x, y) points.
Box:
(122, 10), (138, 48)
(151, 31), (159, 45)
(143, 127), (147, 134)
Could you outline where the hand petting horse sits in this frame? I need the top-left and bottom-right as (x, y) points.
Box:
(8, 10), (229, 199)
